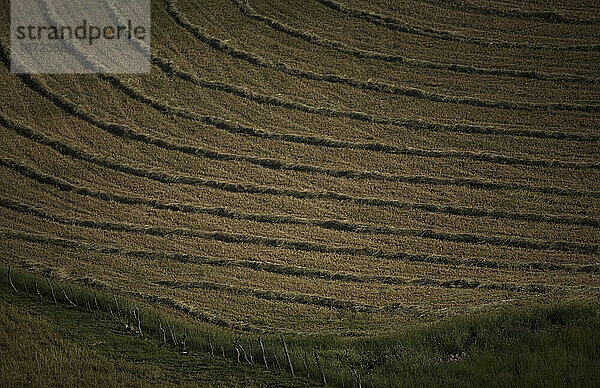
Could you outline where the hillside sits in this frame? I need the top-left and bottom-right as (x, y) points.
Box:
(1, 0), (599, 386)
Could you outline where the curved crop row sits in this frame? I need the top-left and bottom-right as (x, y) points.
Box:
(101, 68), (600, 170)
(2, 155), (598, 263)
(1, 193), (597, 274)
(153, 56), (600, 143)
(421, 0), (600, 24)
(312, 0), (600, 51)
(8, 52), (599, 197)
(5, 44), (599, 198)
(235, 0), (599, 88)
(163, 0), (600, 113)
(30, 64), (600, 197)
(3, 114), (600, 230)
(0, 229), (271, 332)
(2, 196), (597, 256)
(5, 39), (598, 173)
(43, 0), (600, 116)
(152, 55), (593, 155)
(154, 280), (379, 312)
(0, 226), (554, 298)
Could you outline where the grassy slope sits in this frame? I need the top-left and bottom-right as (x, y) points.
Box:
(1, 275), (599, 387)
(0, 282), (306, 388)
(0, 0), (599, 385)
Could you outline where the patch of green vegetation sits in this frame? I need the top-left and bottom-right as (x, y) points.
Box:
(0, 280), (308, 387)
(1, 267), (599, 387)
(320, 303), (600, 387)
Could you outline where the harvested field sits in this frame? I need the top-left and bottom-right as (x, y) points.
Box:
(0, 0), (599, 383)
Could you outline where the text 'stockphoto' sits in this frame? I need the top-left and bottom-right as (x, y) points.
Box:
(0, 0), (598, 387)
